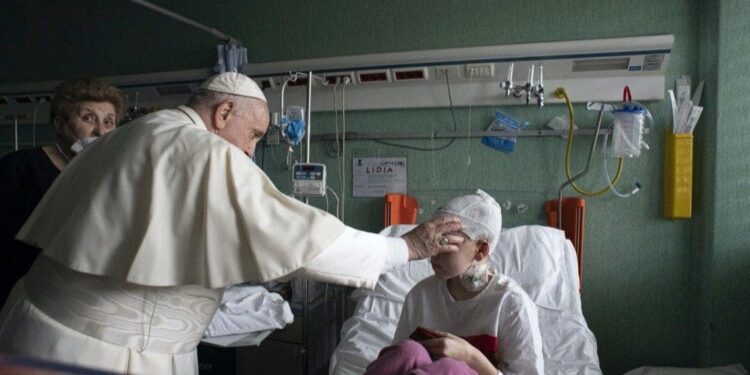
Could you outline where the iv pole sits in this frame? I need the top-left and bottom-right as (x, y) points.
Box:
(301, 71), (313, 375)
(128, 0), (238, 44)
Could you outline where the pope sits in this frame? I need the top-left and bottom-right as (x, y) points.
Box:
(0, 72), (464, 374)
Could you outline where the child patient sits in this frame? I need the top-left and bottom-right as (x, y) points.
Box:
(365, 190), (544, 375)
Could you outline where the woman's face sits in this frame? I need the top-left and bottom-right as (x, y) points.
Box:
(430, 232), (482, 280)
(57, 101), (117, 145)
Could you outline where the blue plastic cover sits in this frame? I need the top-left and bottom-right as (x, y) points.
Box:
(283, 119), (306, 145)
(481, 110), (528, 154)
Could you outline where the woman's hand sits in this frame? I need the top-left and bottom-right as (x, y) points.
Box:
(420, 329), (500, 375)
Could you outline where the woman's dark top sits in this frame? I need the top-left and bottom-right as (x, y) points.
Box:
(0, 147), (60, 306)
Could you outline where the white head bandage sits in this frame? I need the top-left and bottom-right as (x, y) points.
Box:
(199, 72), (267, 103)
(435, 189), (502, 251)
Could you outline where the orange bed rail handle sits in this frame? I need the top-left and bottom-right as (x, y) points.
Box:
(545, 197), (585, 286)
(384, 193), (420, 227)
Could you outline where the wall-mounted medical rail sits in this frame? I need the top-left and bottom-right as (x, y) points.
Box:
(311, 128), (625, 142)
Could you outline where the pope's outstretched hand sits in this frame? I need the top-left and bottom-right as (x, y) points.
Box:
(402, 215), (464, 260)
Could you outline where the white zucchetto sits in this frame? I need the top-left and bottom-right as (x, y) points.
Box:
(200, 72), (267, 103)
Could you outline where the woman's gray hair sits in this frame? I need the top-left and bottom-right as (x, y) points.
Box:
(50, 77), (125, 123)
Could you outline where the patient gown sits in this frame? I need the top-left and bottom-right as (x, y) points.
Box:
(0, 106), (401, 374)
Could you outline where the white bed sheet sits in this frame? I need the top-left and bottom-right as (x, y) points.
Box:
(330, 225), (601, 375)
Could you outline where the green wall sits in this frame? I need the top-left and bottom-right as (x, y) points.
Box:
(2, 1), (748, 373)
(694, 0), (719, 366)
(696, 0), (750, 367)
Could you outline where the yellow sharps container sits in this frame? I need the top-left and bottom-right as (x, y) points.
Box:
(664, 131), (693, 219)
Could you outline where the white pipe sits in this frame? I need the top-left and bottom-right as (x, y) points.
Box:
(305, 71), (312, 164)
(128, 0), (234, 43)
(14, 115), (19, 151)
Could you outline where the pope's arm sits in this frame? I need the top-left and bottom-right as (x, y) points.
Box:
(296, 227), (407, 289)
(297, 216), (464, 289)
(219, 143), (463, 289)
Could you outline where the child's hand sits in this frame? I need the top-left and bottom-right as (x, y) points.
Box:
(421, 331), (499, 375)
(410, 326), (443, 341)
(420, 330), (477, 362)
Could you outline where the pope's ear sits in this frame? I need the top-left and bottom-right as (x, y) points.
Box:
(213, 101), (234, 130)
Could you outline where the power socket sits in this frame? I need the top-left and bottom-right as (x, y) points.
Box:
(465, 63), (495, 78)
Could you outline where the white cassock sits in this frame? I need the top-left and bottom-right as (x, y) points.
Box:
(0, 106), (407, 374)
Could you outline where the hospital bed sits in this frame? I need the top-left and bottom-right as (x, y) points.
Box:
(329, 224), (602, 375)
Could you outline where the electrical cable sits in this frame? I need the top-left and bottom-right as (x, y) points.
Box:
(291, 71), (329, 86)
(372, 71), (458, 151)
(464, 74), (473, 186)
(555, 87), (624, 196)
(326, 186), (340, 219)
(446, 71), (459, 133)
(431, 130), (437, 184)
(373, 138), (456, 151)
(333, 80), (344, 208)
(341, 81), (347, 223)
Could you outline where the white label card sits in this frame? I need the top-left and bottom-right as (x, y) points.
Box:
(352, 157), (407, 197)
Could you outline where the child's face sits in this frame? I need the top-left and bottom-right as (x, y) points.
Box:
(430, 232), (484, 280)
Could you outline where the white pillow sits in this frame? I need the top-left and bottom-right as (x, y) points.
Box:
(490, 225), (572, 310)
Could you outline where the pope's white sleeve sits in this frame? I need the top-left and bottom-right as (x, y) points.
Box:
(297, 227), (409, 289)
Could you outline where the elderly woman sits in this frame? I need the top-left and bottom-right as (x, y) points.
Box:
(0, 77), (124, 305)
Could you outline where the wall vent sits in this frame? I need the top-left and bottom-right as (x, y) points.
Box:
(393, 68), (428, 81)
(357, 70), (390, 83)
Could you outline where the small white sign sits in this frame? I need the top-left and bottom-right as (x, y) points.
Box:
(352, 157), (407, 197)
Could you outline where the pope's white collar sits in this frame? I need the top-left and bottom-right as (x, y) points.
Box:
(177, 105), (207, 131)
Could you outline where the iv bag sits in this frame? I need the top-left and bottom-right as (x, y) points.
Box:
(282, 106), (306, 145)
